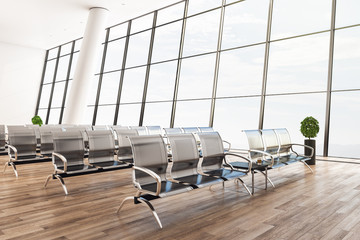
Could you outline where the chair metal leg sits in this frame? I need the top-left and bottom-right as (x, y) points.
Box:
(3, 162), (8, 174)
(137, 197), (163, 229)
(265, 168), (268, 190)
(252, 170), (255, 195)
(256, 170), (275, 188)
(237, 178), (252, 196)
(54, 174), (68, 195)
(117, 194), (162, 228)
(10, 162), (18, 178)
(117, 196), (134, 213)
(44, 174), (52, 188)
(302, 161), (314, 174)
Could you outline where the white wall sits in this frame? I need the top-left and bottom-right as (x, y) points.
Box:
(0, 41), (45, 125)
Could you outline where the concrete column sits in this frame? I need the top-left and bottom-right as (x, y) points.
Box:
(63, 7), (109, 124)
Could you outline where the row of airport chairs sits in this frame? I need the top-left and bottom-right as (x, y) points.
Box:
(2, 124), (219, 177)
(234, 128), (314, 194)
(44, 129), (230, 195)
(117, 132), (252, 228)
(118, 129), (315, 228)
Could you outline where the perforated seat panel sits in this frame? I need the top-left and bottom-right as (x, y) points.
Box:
(205, 168), (247, 180)
(141, 180), (192, 198)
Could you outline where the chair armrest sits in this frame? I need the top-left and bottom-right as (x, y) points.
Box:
(224, 152), (252, 173)
(133, 166), (162, 196)
(290, 143), (314, 158)
(248, 149), (275, 167)
(223, 140), (231, 152)
(7, 145), (17, 161)
(52, 152), (67, 172)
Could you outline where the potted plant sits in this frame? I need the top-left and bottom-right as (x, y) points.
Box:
(300, 116), (319, 165)
(32, 115), (43, 127)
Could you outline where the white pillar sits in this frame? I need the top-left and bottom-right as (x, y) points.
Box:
(63, 7), (109, 124)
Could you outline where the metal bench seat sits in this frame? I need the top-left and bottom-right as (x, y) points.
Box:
(115, 129), (138, 164)
(197, 132), (251, 195)
(117, 135), (193, 228)
(167, 133), (224, 188)
(205, 168), (247, 181)
(89, 161), (128, 169)
(87, 130), (130, 170)
(44, 131), (98, 195)
(173, 174), (223, 188)
(55, 164), (98, 174)
(277, 154), (305, 164)
(140, 180), (192, 198)
(264, 129), (313, 172)
(234, 128), (314, 194)
(5, 126), (48, 177)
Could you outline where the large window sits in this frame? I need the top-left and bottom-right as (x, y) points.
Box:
(36, 0), (360, 158)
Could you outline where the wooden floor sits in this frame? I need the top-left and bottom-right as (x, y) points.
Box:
(1, 155), (360, 240)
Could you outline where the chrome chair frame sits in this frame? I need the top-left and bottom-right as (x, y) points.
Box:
(273, 128), (314, 174)
(197, 132), (253, 195)
(5, 127), (45, 177)
(117, 135), (192, 229)
(44, 131), (98, 195)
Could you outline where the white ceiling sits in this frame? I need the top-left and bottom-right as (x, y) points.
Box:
(0, 0), (180, 50)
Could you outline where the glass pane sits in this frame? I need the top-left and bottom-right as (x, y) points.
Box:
(126, 30), (152, 68)
(51, 81), (66, 108)
(187, 0), (222, 16)
(222, 0), (268, 49)
(48, 108), (61, 124)
(182, 9), (221, 57)
(157, 2), (185, 26)
(43, 59), (56, 84)
(332, 27), (360, 90)
(70, 52), (79, 79)
(263, 93), (326, 154)
(56, 55), (70, 81)
(151, 20), (182, 63)
(174, 100), (211, 126)
(87, 76), (99, 106)
(64, 80), (72, 107)
(271, 0), (332, 40)
(177, 54), (216, 100)
(117, 103), (142, 126)
(130, 13), (154, 34)
(98, 72), (121, 105)
(213, 97), (261, 149)
(336, 0), (360, 28)
(329, 91), (360, 158)
(121, 67), (146, 103)
(143, 101), (173, 127)
(60, 42), (72, 56)
(37, 109), (47, 124)
(109, 23), (128, 41)
(48, 48), (58, 59)
(104, 39), (126, 72)
(267, 33), (329, 94)
(95, 105), (116, 125)
(75, 39), (82, 52)
(39, 84), (52, 108)
(217, 44), (265, 97)
(147, 61), (177, 101)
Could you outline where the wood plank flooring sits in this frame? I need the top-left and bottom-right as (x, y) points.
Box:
(1, 155), (360, 240)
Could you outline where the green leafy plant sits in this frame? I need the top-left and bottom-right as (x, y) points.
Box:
(31, 115), (43, 126)
(300, 116), (319, 139)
